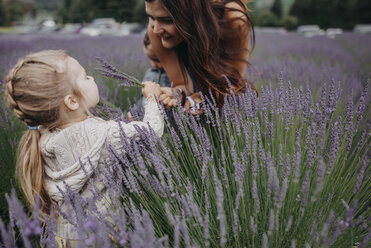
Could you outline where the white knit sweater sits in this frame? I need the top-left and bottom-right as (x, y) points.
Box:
(39, 101), (164, 239)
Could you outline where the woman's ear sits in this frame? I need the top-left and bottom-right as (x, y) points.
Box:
(63, 94), (80, 111)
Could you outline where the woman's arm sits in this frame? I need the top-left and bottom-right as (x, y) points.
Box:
(223, 1), (251, 77)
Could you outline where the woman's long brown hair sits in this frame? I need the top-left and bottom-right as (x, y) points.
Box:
(147, 0), (256, 107)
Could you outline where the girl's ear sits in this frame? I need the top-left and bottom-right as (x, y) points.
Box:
(63, 95), (80, 111)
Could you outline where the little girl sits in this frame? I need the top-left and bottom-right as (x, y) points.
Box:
(5, 50), (164, 246)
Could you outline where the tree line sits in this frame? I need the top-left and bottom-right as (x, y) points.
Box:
(0, 0), (370, 30)
(59, 0), (146, 24)
(251, 0), (371, 30)
(0, 0), (146, 26)
(290, 0), (371, 29)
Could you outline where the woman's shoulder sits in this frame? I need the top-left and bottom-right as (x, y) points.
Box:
(224, 1), (245, 10)
(223, 1), (248, 25)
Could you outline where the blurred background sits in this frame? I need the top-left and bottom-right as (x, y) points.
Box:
(0, 0), (370, 35)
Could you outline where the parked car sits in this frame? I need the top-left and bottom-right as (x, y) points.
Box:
(59, 23), (83, 34)
(326, 28), (343, 38)
(13, 24), (39, 34)
(117, 22), (145, 36)
(297, 25), (325, 38)
(254, 27), (287, 35)
(354, 24), (371, 34)
(13, 19), (60, 34)
(38, 19), (60, 33)
(80, 18), (120, 36)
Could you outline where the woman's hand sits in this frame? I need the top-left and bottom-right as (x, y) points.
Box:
(184, 92), (204, 115)
(142, 81), (162, 101)
(158, 87), (183, 109)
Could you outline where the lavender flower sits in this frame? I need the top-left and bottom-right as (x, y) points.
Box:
(321, 210), (335, 245)
(252, 179), (260, 213)
(213, 167), (226, 247)
(311, 159), (326, 201)
(276, 177), (288, 209)
(285, 216), (293, 232)
(250, 216), (257, 234)
(300, 170), (310, 209)
(328, 121), (341, 173)
(355, 81), (369, 129)
(231, 136), (245, 191)
(327, 187), (335, 204)
(360, 229), (371, 248)
(344, 93), (354, 151)
(203, 206), (210, 246)
(268, 209), (275, 236)
(95, 57), (144, 88)
(262, 232), (269, 248)
(291, 239), (296, 248)
(180, 217), (191, 247)
(353, 156), (368, 194)
(327, 80), (340, 116)
(0, 218), (16, 248)
(293, 130), (301, 183)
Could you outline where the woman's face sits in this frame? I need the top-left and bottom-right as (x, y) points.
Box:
(145, 0), (184, 49)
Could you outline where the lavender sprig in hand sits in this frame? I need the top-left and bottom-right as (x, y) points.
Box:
(95, 57), (144, 88)
(95, 57), (181, 111)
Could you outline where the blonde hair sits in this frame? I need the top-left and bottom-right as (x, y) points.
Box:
(5, 50), (84, 216)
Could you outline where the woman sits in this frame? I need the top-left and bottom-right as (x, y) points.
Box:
(145, 0), (256, 111)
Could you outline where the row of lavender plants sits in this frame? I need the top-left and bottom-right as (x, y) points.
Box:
(1, 77), (370, 247)
(0, 32), (370, 247)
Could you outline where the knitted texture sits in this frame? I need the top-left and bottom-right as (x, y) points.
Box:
(39, 101), (164, 239)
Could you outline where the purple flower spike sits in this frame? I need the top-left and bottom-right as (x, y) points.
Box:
(95, 57), (144, 88)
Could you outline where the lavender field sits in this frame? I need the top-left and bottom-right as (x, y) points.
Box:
(0, 32), (370, 247)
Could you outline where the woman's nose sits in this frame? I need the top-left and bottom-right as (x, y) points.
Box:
(152, 21), (163, 35)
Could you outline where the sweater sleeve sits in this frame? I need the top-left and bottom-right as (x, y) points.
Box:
(107, 100), (164, 151)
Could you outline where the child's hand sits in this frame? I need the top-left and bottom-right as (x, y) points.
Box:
(159, 87), (179, 109)
(127, 112), (134, 122)
(142, 81), (161, 100)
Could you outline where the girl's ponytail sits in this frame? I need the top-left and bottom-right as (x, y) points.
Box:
(16, 130), (53, 215)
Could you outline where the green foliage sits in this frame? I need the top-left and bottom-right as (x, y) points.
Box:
(34, 0), (63, 10)
(132, 0), (147, 23)
(0, 0), (7, 26)
(282, 15), (298, 30)
(250, 2), (298, 29)
(2, 0), (35, 25)
(60, 0), (146, 24)
(271, 0), (283, 18)
(354, 0), (371, 24)
(289, 0), (312, 26)
(0, 95), (26, 224)
(290, 0), (370, 29)
(251, 9), (281, 27)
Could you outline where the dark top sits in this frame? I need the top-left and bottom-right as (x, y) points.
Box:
(142, 67), (171, 87)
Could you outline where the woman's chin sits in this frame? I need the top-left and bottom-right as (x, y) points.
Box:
(161, 39), (175, 49)
(161, 34), (184, 49)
